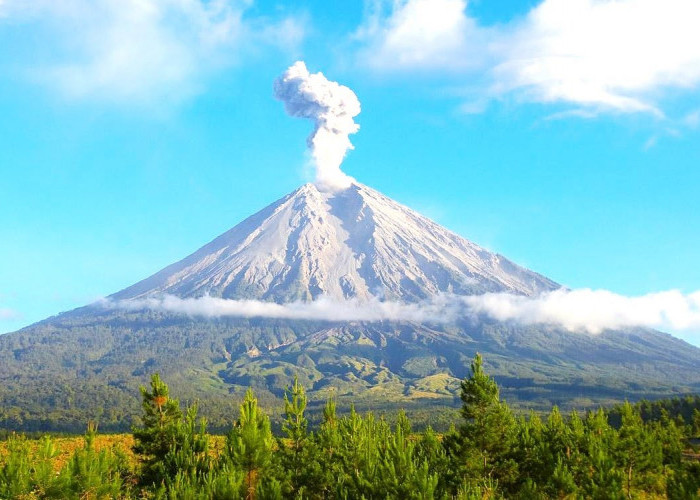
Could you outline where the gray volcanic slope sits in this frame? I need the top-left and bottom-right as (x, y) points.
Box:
(112, 182), (558, 303)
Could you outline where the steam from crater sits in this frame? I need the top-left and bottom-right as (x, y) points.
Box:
(274, 61), (360, 191)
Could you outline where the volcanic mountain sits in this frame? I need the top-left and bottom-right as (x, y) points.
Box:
(1, 182), (699, 431)
(113, 182), (557, 303)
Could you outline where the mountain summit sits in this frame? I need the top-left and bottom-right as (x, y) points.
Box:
(114, 183), (558, 303)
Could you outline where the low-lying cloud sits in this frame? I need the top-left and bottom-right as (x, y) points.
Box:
(104, 295), (449, 324)
(103, 288), (700, 335)
(462, 289), (700, 334)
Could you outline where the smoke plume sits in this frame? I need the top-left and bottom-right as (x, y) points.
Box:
(274, 61), (360, 191)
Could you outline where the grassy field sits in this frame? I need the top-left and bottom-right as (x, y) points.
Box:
(0, 434), (230, 473)
(0, 435), (135, 472)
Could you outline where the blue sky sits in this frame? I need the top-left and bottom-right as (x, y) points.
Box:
(1, 0), (699, 342)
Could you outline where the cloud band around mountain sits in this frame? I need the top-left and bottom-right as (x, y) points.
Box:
(104, 288), (700, 335)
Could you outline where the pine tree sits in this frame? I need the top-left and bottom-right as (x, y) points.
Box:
(57, 422), (127, 498)
(513, 413), (544, 491)
(589, 447), (625, 500)
(580, 408), (624, 499)
(29, 435), (60, 497)
(163, 404), (211, 486)
(615, 402), (662, 499)
(667, 461), (700, 500)
(0, 434), (33, 498)
(375, 410), (438, 499)
(693, 408), (700, 437)
(0, 434), (59, 498)
(316, 396), (342, 497)
(335, 406), (382, 497)
(278, 376), (320, 497)
(225, 388), (274, 500)
(540, 406), (580, 496)
(456, 353), (517, 491)
(132, 373), (184, 487)
(652, 410), (684, 470)
(416, 425), (450, 496)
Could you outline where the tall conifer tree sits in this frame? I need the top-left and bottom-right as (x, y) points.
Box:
(226, 388), (274, 500)
(132, 373), (183, 486)
(456, 353), (517, 491)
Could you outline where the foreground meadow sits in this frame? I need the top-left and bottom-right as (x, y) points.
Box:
(2, 354), (700, 499)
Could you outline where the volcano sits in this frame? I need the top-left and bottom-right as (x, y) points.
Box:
(1, 182), (699, 432)
(114, 182), (557, 303)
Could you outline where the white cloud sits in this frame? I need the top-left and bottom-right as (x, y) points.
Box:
(104, 294), (450, 323)
(357, 0), (489, 72)
(684, 109), (700, 128)
(0, 308), (20, 321)
(463, 289), (700, 334)
(2, 0), (305, 104)
(357, 0), (700, 115)
(643, 136), (658, 151)
(105, 288), (700, 336)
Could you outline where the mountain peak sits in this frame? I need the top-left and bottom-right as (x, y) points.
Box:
(113, 183), (558, 303)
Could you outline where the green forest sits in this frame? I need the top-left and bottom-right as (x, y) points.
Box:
(2, 354), (700, 499)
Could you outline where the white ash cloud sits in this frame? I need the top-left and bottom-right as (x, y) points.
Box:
(274, 61), (360, 192)
(103, 288), (700, 336)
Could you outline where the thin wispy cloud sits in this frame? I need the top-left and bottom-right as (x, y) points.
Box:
(0, 308), (20, 321)
(684, 109), (700, 128)
(105, 288), (700, 336)
(357, 0), (700, 117)
(1, 0), (305, 104)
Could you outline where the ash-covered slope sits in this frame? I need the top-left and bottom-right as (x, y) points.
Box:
(113, 183), (558, 303)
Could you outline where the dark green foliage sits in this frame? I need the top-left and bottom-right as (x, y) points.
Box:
(0, 425), (129, 498)
(0, 434), (34, 498)
(374, 410), (439, 498)
(56, 422), (128, 498)
(3, 309), (700, 433)
(276, 376), (322, 498)
(609, 395), (700, 428)
(456, 353), (518, 489)
(224, 388), (274, 498)
(615, 401), (663, 497)
(667, 462), (700, 499)
(132, 373), (186, 486)
(1, 355), (699, 499)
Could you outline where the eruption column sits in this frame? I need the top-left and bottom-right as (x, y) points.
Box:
(274, 61), (361, 191)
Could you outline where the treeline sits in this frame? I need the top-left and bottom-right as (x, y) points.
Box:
(609, 395), (700, 429)
(2, 354), (700, 499)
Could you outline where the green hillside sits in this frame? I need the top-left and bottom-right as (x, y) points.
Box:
(1, 306), (699, 433)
